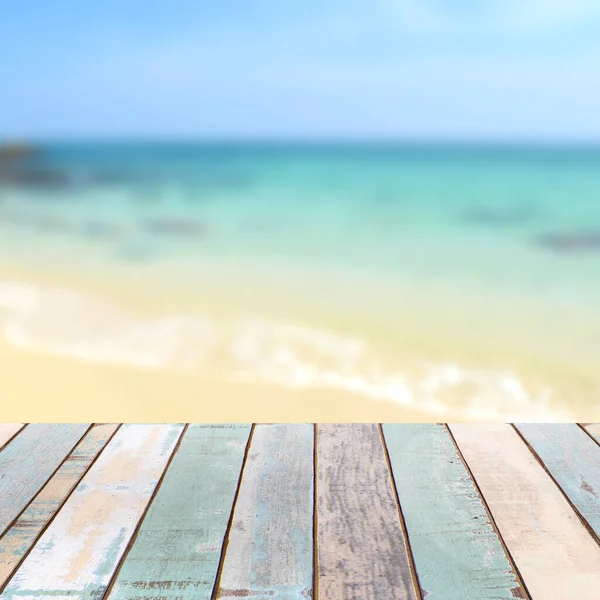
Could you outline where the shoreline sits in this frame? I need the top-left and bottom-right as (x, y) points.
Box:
(0, 259), (598, 422)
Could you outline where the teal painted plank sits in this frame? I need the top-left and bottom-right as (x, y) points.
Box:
(515, 423), (600, 536)
(0, 424), (119, 587)
(216, 424), (314, 599)
(106, 424), (251, 600)
(383, 424), (526, 599)
(0, 423), (90, 537)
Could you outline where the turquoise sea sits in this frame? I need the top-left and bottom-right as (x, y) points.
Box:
(1, 143), (599, 419)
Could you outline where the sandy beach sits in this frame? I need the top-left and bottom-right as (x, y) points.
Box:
(1, 258), (597, 422)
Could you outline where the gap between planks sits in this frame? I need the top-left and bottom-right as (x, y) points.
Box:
(378, 424), (424, 600)
(0, 423), (93, 539)
(0, 424), (28, 453)
(0, 424), (122, 593)
(210, 424), (256, 600)
(511, 424), (600, 549)
(444, 424), (531, 600)
(100, 424), (190, 600)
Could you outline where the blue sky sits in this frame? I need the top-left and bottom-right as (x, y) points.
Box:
(1, 1), (600, 140)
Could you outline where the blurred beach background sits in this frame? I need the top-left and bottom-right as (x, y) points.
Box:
(1, 2), (599, 421)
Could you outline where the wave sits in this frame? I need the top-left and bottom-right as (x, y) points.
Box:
(0, 281), (571, 420)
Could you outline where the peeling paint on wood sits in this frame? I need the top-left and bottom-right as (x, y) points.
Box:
(106, 424), (251, 600)
(0, 424), (25, 450)
(383, 423), (526, 599)
(0, 423), (119, 588)
(1, 424), (184, 600)
(217, 424), (313, 600)
(515, 424), (600, 538)
(317, 424), (417, 600)
(0, 424), (90, 537)
(450, 423), (600, 600)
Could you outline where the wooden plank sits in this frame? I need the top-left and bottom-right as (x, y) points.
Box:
(0, 424), (25, 450)
(0, 423), (119, 588)
(515, 423), (600, 537)
(216, 424), (313, 599)
(106, 424), (251, 600)
(1, 424), (184, 600)
(382, 423), (526, 599)
(582, 423), (600, 444)
(317, 424), (417, 600)
(449, 423), (600, 600)
(0, 423), (90, 537)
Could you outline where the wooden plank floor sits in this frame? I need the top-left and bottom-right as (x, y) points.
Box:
(1, 424), (600, 599)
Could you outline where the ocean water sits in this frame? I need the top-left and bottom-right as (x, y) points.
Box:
(1, 143), (599, 419)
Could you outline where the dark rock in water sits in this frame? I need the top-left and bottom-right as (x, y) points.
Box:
(83, 221), (122, 239)
(141, 218), (208, 237)
(0, 162), (133, 191)
(0, 168), (72, 189)
(460, 206), (536, 227)
(536, 231), (600, 254)
(0, 142), (34, 161)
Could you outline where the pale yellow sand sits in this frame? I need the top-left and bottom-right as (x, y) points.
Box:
(0, 342), (436, 422)
(0, 261), (435, 422)
(0, 259), (598, 422)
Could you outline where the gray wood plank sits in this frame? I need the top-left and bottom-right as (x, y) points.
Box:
(317, 424), (417, 600)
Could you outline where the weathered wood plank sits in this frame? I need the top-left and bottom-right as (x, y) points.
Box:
(106, 424), (251, 600)
(450, 423), (600, 600)
(216, 424), (313, 600)
(515, 423), (600, 538)
(0, 423), (90, 537)
(582, 423), (600, 444)
(0, 424), (25, 450)
(382, 423), (526, 599)
(317, 424), (417, 600)
(1, 424), (184, 600)
(0, 423), (119, 588)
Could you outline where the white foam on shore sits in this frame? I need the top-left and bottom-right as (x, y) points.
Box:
(0, 281), (573, 420)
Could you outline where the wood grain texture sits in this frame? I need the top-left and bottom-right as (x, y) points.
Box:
(0, 424), (25, 450)
(216, 424), (314, 600)
(0, 423), (90, 537)
(106, 424), (251, 600)
(317, 424), (417, 600)
(0, 423), (119, 588)
(515, 423), (600, 537)
(382, 423), (525, 599)
(450, 423), (600, 600)
(582, 423), (600, 444)
(2, 424), (184, 600)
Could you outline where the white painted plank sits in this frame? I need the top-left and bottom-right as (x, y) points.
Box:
(450, 423), (600, 600)
(1, 424), (184, 600)
(0, 424), (119, 588)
